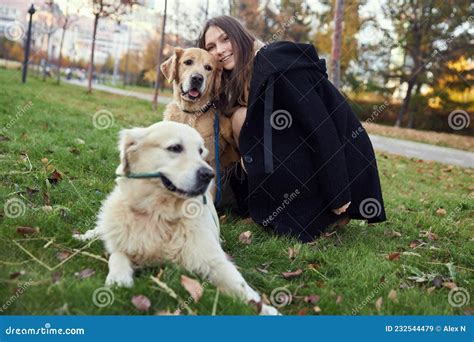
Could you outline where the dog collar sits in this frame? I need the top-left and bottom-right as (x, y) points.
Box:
(115, 172), (207, 204)
(182, 101), (216, 114)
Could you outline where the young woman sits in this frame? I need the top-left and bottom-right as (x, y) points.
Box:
(198, 16), (386, 242)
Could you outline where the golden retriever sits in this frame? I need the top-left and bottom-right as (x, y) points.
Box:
(160, 48), (240, 198)
(74, 121), (278, 315)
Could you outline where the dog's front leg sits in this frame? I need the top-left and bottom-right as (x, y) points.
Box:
(105, 252), (134, 288)
(183, 241), (279, 315)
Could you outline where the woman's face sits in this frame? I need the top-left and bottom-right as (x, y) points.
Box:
(204, 26), (235, 71)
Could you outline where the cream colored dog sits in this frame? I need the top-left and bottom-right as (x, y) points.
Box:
(74, 121), (278, 315)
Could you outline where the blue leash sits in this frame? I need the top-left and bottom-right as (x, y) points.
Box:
(213, 110), (222, 205)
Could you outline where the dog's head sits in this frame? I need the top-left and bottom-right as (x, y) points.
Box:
(117, 121), (214, 198)
(161, 47), (222, 110)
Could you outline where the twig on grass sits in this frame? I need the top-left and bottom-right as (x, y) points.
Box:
(150, 275), (196, 315)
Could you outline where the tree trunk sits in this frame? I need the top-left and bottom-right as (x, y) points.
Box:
(152, 0), (167, 111)
(88, 12), (100, 94)
(330, 0), (344, 89)
(43, 32), (51, 82)
(407, 82), (422, 128)
(57, 20), (68, 85)
(123, 25), (132, 87)
(395, 76), (417, 127)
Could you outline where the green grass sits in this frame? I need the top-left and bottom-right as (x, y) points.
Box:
(0, 68), (472, 315)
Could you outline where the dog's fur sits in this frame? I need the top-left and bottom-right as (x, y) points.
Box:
(160, 48), (240, 184)
(74, 121), (278, 315)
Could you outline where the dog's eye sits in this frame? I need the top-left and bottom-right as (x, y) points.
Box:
(204, 65), (212, 71)
(199, 148), (203, 154)
(183, 59), (193, 66)
(167, 144), (183, 153)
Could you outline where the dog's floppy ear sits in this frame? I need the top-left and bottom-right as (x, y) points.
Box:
(212, 66), (223, 100)
(160, 47), (183, 83)
(117, 127), (146, 174)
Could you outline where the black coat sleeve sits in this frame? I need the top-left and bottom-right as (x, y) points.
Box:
(282, 72), (351, 209)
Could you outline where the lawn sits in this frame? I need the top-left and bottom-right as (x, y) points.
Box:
(0, 68), (472, 315)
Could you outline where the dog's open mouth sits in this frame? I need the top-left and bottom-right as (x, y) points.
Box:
(181, 87), (201, 101)
(160, 174), (206, 197)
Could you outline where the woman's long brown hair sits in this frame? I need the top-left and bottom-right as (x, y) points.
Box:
(197, 16), (257, 116)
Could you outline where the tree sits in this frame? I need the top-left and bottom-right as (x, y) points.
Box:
(277, 0), (312, 43)
(152, 0), (167, 111)
(87, 0), (137, 93)
(380, 0), (471, 127)
(57, 0), (78, 84)
(330, 0), (344, 88)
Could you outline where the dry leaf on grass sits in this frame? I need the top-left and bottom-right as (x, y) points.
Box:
(56, 251), (71, 261)
(375, 297), (383, 312)
(132, 295), (151, 311)
(435, 208), (447, 217)
(282, 268), (303, 279)
(336, 295), (343, 304)
(238, 230), (252, 244)
(288, 246), (299, 260)
(442, 282), (458, 290)
(388, 252), (401, 261)
(9, 270), (26, 279)
(16, 226), (39, 236)
(313, 306), (322, 314)
(180, 275), (203, 302)
(303, 294), (320, 304)
(74, 268), (95, 279)
(388, 289), (397, 302)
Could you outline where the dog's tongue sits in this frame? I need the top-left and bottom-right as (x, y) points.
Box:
(189, 89), (200, 97)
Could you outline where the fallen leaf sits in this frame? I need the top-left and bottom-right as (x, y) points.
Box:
(409, 239), (422, 249)
(313, 306), (321, 314)
(375, 297), (383, 312)
(56, 251), (71, 261)
(427, 286), (436, 294)
(238, 230), (252, 244)
(74, 138), (85, 145)
(42, 205), (53, 213)
(297, 308), (308, 315)
(16, 226), (39, 236)
(25, 187), (39, 197)
(74, 268), (95, 279)
(419, 230), (438, 241)
(48, 169), (63, 185)
(288, 246), (299, 260)
(0, 134), (10, 142)
(132, 295), (151, 311)
(9, 270), (26, 279)
(432, 275), (443, 288)
(180, 275), (203, 302)
(435, 208), (447, 217)
(41, 157), (49, 164)
(303, 294), (320, 304)
(388, 289), (397, 302)
(442, 282), (458, 290)
(52, 272), (62, 284)
(69, 147), (81, 155)
(282, 268), (303, 279)
(308, 263), (319, 270)
(388, 252), (401, 261)
(336, 295), (343, 304)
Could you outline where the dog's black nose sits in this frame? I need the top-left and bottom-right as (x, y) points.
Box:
(197, 167), (214, 182)
(191, 74), (204, 85)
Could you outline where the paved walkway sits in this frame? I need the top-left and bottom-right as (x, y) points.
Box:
(65, 79), (474, 168)
(65, 79), (172, 104)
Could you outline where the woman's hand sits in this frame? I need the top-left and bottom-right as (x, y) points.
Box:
(332, 201), (351, 215)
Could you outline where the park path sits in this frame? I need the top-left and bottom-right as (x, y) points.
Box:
(66, 79), (474, 168)
(65, 79), (172, 104)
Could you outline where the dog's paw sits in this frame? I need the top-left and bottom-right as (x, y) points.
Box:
(105, 272), (134, 288)
(73, 229), (98, 241)
(259, 304), (281, 316)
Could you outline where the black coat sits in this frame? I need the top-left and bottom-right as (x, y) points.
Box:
(237, 41), (386, 242)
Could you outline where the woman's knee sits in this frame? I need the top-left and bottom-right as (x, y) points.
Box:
(232, 107), (247, 147)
